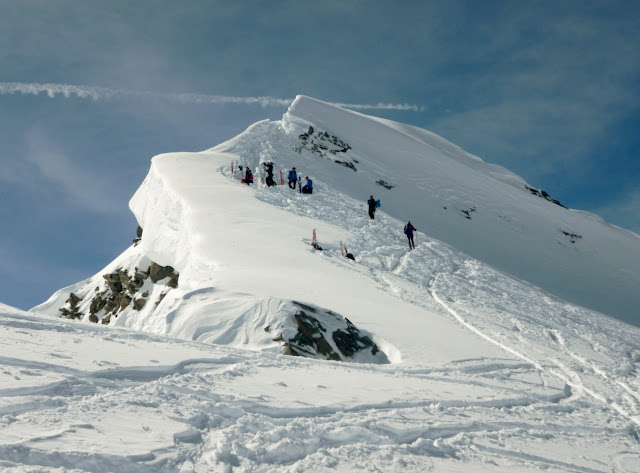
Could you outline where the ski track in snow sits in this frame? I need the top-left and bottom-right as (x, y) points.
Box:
(256, 179), (640, 426)
(2, 303), (638, 472)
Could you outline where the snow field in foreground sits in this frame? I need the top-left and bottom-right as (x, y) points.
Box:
(2, 305), (640, 472)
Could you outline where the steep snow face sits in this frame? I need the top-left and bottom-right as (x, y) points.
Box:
(213, 95), (640, 324)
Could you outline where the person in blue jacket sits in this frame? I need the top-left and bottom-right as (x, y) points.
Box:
(288, 167), (297, 189)
(404, 221), (417, 249)
(302, 176), (313, 194)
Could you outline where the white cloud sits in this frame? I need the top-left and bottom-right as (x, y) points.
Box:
(0, 81), (423, 111)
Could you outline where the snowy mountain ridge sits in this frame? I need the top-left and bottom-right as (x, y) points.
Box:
(4, 95), (640, 471)
(33, 94), (640, 346)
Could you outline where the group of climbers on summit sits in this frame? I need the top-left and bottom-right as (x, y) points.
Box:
(287, 167), (313, 194)
(237, 161), (417, 251)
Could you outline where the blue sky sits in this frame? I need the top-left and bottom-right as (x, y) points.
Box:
(1, 0), (639, 310)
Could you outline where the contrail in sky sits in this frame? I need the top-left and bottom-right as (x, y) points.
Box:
(0, 82), (423, 112)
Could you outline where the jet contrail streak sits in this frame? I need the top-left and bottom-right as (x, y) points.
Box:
(0, 82), (423, 112)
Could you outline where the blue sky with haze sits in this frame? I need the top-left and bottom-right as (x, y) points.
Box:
(1, 0), (639, 310)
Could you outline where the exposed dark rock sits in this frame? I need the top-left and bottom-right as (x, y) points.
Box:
(285, 310), (335, 359)
(133, 226), (143, 245)
(89, 294), (107, 315)
(525, 185), (566, 208)
(155, 291), (167, 309)
(461, 207), (476, 219)
(103, 272), (123, 294)
(334, 160), (357, 171)
(88, 314), (99, 323)
(376, 180), (394, 189)
(283, 305), (388, 363)
(561, 231), (582, 243)
(133, 298), (146, 311)
(166, 273), (179, 289)
(333, 318), (380, 357)
(119, 295), (132, 311)
(294, 127), (351, 158)
(103, 297), (117, 314)
(292, 301), (318, 313)
(60, 259), (178, 323)
(149, 263), (175, 283)
(59, 293), (83, 320)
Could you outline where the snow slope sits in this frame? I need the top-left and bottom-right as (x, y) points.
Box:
(4, 297), (640, 472)
(10, 95), (640, 471)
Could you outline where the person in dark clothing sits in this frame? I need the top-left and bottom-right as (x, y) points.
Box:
(263, 162), (275, 187)
(302, 176), (313, 194)
(288, 167), (297, 189)
(404, 221), (417, 249)
(244, 167), (253, 185)
(367, 195), (377, 220)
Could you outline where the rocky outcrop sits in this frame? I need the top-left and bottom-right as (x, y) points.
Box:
(59, 293), (82, 320)
(294, 126), (358, 171)
(282, 301), (389, 363)
(58, 261), (179, 324)
(334, 160), (357, 171)
(133, 226), (143, 245)
(561, 230), (582, 244)
(461, 206), (476, 220)
(525, 185), (566, 208)
(376, 180), (394, 189)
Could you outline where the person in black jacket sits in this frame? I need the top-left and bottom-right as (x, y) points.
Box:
(263, 162), (275, 187)
(404, 221), (417, 249)
(244, 167), (253, 185)
(367, 195), (377, 220)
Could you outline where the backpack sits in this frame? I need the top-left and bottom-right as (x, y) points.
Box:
(375, 199), (381, 208)
(404, 225), (408, 235)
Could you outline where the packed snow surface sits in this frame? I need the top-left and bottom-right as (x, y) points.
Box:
(5, 95), (640, 471)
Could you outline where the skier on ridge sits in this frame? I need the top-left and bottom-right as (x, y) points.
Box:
(404, 221), (417, 250)
(288, 167), (298, 189)
(263, 161), (275, 187)
(302, 176), (313, 194)
(367, 195), (378, 220)
(244, 167), (253, 185)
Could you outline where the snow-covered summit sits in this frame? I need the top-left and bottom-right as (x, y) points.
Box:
(224, 94), (640, 323)
(17, 95), (640, 471)
(34, 95), (640, 341)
